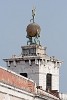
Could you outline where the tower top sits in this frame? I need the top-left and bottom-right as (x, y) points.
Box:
(26, 9), (41, 45)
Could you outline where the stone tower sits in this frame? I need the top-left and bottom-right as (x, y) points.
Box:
(3, 9), (62, 92)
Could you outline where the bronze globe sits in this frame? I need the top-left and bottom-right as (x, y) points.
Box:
(26, 23), (41, 37)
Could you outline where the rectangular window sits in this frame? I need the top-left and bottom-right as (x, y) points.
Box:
(20, 73), (28, 78)
(46, 73), (52, 91)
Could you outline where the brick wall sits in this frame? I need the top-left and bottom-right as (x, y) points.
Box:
(0, 68), (35, 93)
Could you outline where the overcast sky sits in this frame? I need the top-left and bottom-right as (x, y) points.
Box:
(0, 0), (67, 93)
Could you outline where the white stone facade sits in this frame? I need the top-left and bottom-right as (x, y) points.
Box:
(3, 45), (62, 92)
(0, 82), (59, 100)
(59, 93), (67, 100)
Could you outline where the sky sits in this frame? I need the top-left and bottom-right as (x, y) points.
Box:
(0, 0), (67, 93)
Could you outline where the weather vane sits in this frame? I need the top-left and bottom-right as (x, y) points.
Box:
(30, 7), (36, 23)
